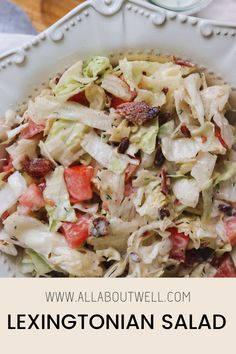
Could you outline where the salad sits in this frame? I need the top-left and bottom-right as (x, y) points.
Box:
(0, 55), (236, 278)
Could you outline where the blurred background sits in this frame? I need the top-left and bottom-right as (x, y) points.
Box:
(0, 0), (236, 35)
(10, 0), (85, 32)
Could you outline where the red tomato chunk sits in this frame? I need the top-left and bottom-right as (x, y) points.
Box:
(168, 227), (189, 262)
(224, 217), (236, 245)
(20, 119), (44, 139)
(61, 215), (90, 249)
(64, 165), (94, 202)
(19, 183), (45, 211)
(214, 254), (236, 278)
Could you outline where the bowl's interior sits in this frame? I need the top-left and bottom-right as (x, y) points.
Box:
(14, 51), (229, 115)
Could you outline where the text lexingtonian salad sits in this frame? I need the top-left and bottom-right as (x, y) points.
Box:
(0, 56), (236, 277)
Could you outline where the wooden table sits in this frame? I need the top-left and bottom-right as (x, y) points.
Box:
(11, 0), (85, 32)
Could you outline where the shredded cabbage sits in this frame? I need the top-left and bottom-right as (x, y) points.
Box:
(1, 55), (236, 278)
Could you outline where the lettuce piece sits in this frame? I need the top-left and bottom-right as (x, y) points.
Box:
(44, 120), (89, 166)
(88, 217), (145, 254)
(201, 85), (230, 120)
(184, 73), (205, 126)
(158, 120), (175, 138)
(85, 84), (106, 111)
(174, 88), (194, 125)
(162, 137), (200, 162)
(191, 152), (217, 190)
(27, 96), (61, 124)
(202, 181), (213, 223)
(83, 56), (111, 78)
(44, 166), (76, 231)
(192, 122), (226, 155)
(173, 178), (200, 207)
(0, 229), (17, 256)
(96, 248), (121, 262)
(101, 74), (133, 101)
(109, 119), (131, 143)
(119, 58), (159, 91)
(132, 178), (166, 219)
(130, 119), (159, 155)
(81, 131), (138, 174)
(214, 162), (236, 186)
(28, 96), (112, 131)
(6, 139), (38, 169)
(53, 61), (91, 99)
(48, 101), (112, 131)
(25, 249), (52, 276)
(201, 85), (234, 148)
(0, 171), (27, 217)
(6, 123), (28, 140)
(216, 176), (236, 203)
(4, 214), (103, 277)
(135, 89), (166, 107)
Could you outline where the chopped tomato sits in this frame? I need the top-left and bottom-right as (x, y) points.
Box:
(168, 227), (189, 262)
(110, 96), (126, 109)
(61, 215), (90, 248)
(224, 217), (236, 245)
(125, 163), (139, 182)
(214, 254), (236, 278)
(19, 183), (45, 211)
(214, 125), (228, 149)
(64, 165), (94, 202)
(69, 91), (89, 106)
(20, 119), (44, 139)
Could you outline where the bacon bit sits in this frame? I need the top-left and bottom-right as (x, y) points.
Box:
(69, 91), (89, 106)
(214, 125), (228, 149)
(174, 57), (194, 67)
(22, 157), (54, 179)
(160, 168), (170, 196)
(201, 135), (208, 144)
(180, 124), (191, 138)
(116, 101), (160, 125)
(20, 119), (44, 139)
(162, 87), (169, 95)
(44, 198), (55, 207)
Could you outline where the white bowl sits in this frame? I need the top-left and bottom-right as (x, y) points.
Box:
(0, 0), (236, 277)
(148, 0), (213, 15)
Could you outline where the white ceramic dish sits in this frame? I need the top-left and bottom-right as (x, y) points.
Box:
(0, 0), (236, 277)
(149, 0), (213, 15)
